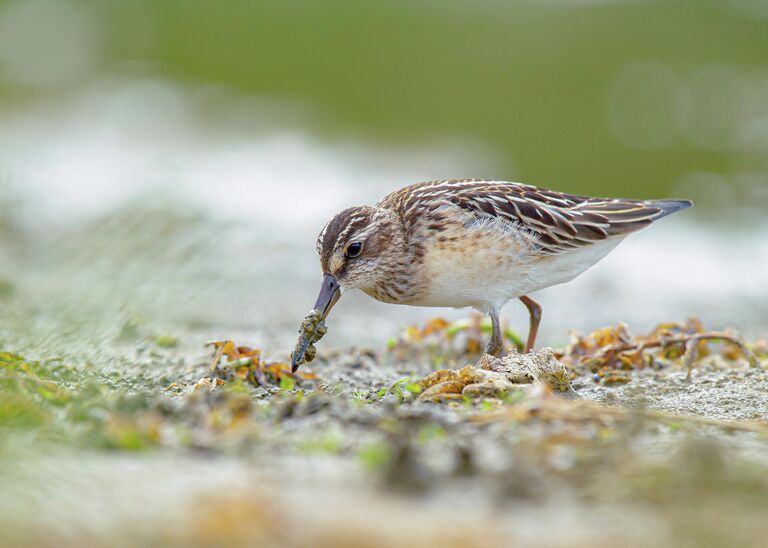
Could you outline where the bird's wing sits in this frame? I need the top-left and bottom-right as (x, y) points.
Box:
(379, 179), (691, 255)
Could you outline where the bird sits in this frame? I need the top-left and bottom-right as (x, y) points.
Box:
(295, 179), (692, 368)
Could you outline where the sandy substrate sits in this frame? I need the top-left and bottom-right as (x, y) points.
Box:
(2, 338), (768, 548)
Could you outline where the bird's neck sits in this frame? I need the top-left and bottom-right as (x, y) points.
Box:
(363, 209), (425, 304)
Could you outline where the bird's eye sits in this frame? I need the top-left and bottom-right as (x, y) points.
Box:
(345, 242), (363, 258)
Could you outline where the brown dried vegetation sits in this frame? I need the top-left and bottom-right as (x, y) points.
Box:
(208, 340), (318, 386)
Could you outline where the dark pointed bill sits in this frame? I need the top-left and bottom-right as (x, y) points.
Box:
(290, 274), (341, 372)
(312, 274), (342, 319)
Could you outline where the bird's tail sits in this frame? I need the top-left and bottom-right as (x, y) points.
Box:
(648, 199), (694, 219)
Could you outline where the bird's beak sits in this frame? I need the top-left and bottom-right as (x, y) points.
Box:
(289, 274), (342, 372)
(313, 273), (342, 321)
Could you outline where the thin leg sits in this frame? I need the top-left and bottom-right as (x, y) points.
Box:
(484, 309), (504, 357)
(519, 296), (542, 353)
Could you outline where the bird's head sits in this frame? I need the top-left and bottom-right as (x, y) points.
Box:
(310, 205), (406, 321)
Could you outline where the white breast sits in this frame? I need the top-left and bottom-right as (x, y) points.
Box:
(412, 229), (625, 310)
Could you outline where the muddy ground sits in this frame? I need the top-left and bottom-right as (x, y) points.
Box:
(2, 315), (768, 548)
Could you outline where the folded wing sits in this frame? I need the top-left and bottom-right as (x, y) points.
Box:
(379, 179), (692, 255)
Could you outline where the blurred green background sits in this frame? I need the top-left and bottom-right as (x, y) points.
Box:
(0, 0), (766, 358)
(1, 0), (767, 203)
(1, 4), (768, 545)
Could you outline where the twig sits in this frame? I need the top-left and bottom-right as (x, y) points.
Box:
(581, 331), (760, 372)
(683, 337), (698, 382)
(209, 342), (226, 372)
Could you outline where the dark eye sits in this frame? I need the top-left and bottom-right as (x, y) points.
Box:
(345, 242), (363, 258)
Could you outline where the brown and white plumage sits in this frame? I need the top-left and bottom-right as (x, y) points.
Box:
(379, 179), (691, 255)
(298, 179), (691, 366)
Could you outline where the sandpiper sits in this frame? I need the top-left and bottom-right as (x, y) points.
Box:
(293, 179), (691, 369)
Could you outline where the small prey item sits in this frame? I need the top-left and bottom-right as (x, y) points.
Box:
(291, 309), (328, 372)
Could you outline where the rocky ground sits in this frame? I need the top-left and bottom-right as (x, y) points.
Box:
(2, 314), (768, 548)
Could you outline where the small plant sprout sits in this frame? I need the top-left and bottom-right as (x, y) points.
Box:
(279, 375), (296, 392)
(375, 377), (421, 403)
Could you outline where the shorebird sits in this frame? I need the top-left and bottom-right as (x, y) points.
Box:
(295, 179), (691, 368)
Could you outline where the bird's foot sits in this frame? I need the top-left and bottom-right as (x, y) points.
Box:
(482, 341), (504, 359)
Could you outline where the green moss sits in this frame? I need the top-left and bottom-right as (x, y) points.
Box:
(154, 334), (179, 348)
(358, 440), (393, 471)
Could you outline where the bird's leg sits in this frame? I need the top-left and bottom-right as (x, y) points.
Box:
(484, 308), (504, 357)
(519, 296), (542, 353)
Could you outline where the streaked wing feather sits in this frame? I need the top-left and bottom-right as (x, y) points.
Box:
(379, 179), (685, 255)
